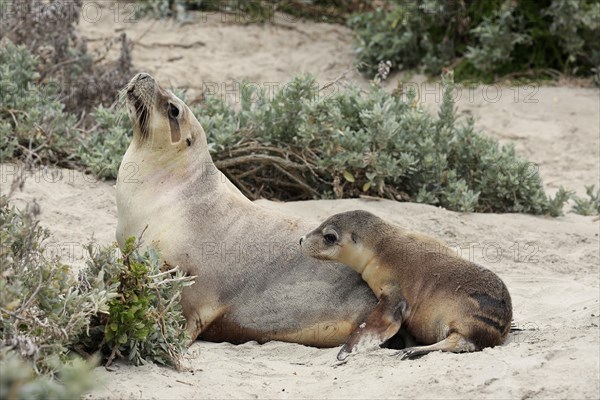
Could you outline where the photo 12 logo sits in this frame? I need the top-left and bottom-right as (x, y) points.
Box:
(201, 80), (340, 104)
(1, 1), (138, 25)
(0, 164), (113, 186)
(397, 81), (539, 105)
(0, 79), (125, 109)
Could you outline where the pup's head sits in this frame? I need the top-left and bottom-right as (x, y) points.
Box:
(299, 210), (381, 272)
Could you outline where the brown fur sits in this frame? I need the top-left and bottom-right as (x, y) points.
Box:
(300, 210), (512, 360)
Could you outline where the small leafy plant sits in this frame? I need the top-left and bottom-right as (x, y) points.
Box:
(81, 236), (195, 369)
(571, 185), (600, 216)
(1, 0), (131, 170)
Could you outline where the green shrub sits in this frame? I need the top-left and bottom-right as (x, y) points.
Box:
(0, 43), (78, 165)
(135, 0), (372, 23)
(465, 4), (531, 74)
(0, 42), (129, 179)
(76, 105), (132, 179)
(2, 0), (132, 114)
(0, 349), (97, 400)
(349, 1), (430, 76)
(1, 194), (195, 397)
(544, 0), (600, 75)
(349, 0), (600, 82)
(197, 72), (567, 214)
(1, 0), (131, 171)
(135, 0), (179, 18)
(0, 195), (105, 397)
(0, 196), (114, 376)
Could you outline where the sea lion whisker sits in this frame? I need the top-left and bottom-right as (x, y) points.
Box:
(115, 94), (128, 126)
(130, 94), (150, 141)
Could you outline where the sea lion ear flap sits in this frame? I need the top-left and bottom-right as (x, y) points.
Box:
(351, 232), (358, 243)
(168, 118), (181, 143)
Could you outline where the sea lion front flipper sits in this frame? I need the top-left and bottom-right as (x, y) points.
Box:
(337, 292), (408, 361)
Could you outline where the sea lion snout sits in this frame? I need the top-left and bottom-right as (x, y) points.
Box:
(127, 73), (156, 97)
(135, 72), (151, 82)
(124, 73), (180, 144)
(129, 72), (153, 87)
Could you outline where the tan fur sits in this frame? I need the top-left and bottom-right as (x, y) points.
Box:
(301, 210), (512, 360)
(117, 74), (378, 347)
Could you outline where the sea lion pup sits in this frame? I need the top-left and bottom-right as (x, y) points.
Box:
(116, 73), (379, 347)
(300, 210), (512, 360)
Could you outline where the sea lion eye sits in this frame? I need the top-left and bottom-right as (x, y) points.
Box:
(323, 234), (337, 245)
(168, 103), (180, 119)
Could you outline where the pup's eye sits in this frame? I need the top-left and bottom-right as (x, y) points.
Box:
(323, 234), (337, 245)
(168, 103), (180, 119)
(186, 138), (192, 147)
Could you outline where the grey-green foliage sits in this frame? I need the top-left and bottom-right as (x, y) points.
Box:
(2, 0), (132, 114)
(349, 1), (427, 74)
(77, 105), (132, 179)
(134, 0), (370, 23)
(545, 0), (600, 73)
(0, 43), (77, 164)
(135, 0), (180, 18)
(349, 0), (600, 82)
(0, 195), (108, 397)
(0, 42), (129, 179)
(545, 187), (574, 218)
(572, 185), (600, 216)
(198, 73), (567, 214)
(0, 349), (97, 400)
(0, 196), (115, 376)
(466, 4), (531, 73)
(0, 43), (573, 215)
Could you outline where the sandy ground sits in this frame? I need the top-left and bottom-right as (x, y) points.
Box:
(2, 4), (599, 399)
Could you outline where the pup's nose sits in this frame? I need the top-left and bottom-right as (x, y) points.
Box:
(299, 236), (304, 245)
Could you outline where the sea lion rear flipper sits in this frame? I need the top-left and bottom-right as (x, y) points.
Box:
(337, 293), (408, 360)
(393, 332), (477, 360)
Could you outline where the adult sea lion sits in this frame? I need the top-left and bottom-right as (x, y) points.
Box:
(116, 73), (377, 346)
(300, 210), (512, 360)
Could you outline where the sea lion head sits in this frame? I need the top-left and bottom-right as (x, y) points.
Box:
(124, 72), (206, 154)
(299, 210), (380, 271)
